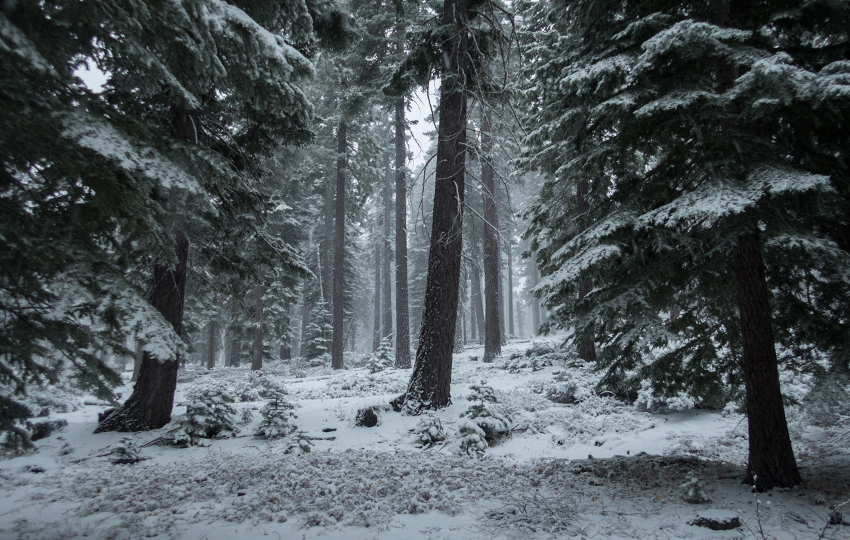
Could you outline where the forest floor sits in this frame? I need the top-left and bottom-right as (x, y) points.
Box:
(1, 336), (849, 540)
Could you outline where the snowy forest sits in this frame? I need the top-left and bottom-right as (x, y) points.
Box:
(1, 0), (849, 538)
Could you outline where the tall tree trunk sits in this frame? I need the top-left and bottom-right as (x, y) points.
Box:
(471, 240), (485, 343)
(300, 296), (310, 358)
(499, 248), (506, 345)
(481, 106), (501, 362)
(252, 282), (264, 371)
(531, 251), (541, 335)
(331, 119), (347, 370)
(373, 218), (382, 352)
(96, 231), (189, 432)
(576, 178), (597, 361)
(734, 232), (801, 489)
(516, 301), (523, 339)
(231, 338), (241, 367)
(206, 320), (217, 370)
(507, 240), (514, 338)
(396, 0), (468, 413)
(383, 151), (393, 343)
(394, 98), (411, 368)
(322, 182), (334, 307)
(224, 329), (233, 367)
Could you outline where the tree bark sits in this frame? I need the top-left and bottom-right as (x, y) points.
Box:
(383, 151), (393, 343)
(454, 303), (464, 353)
(206, 320), (217, 369)
(531, 251), (541, 334)
(481, 104), (501, 362)
(322, 180), (334, 307)
(516, 301), (523, 339)
(471, 238), (485, 343)
(96, 231), (189, 432)
(733, 232), (801, 489)
(299, 293), (310, 358)
(251, 282), (264, 371)
(394, 97), (411, 368)
(396, 0), (468, 413)
(231, 338), (240, 367)
(507, 240), (514, 338)
(373, 218), (382, 352)
(331, 119), (347, 370)
(576, 177), (597, 362)
(224, 329), (233, 367)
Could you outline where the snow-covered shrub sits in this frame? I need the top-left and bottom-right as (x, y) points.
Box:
(240, 408), (254, 425)
(254, 376), (297, 439)
(460, 382), (510, 444)
(634, 382), (695, 411)
(680, 476), (710, 503)
(282, 430), (313, 454)
(532, 364), (601, 404)
(255, 400), (297, 440)
(455, 419), (489, 457)
(366, 337), (394, 373)
(111, 437), (143, 464)
(169, 380), (237, 445)
(501, 343), (564, 372)
(414, 413), (447, 448)
(290, 370), (407, 400)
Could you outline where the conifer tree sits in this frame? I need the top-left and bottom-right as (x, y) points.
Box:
(521, 0), (850, 488)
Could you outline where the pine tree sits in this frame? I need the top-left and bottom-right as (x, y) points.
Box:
(520, 0), (850, 489)
(93, 0), (345, 432)
(303, 300), (333, 360)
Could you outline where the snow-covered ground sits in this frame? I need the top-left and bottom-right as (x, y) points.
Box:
(2, 337), (848, 539)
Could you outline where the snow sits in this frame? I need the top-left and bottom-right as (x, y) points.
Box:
(2, 337), (848, 539)
(640, 166), (831, 231)
(61, 111), (201, 193)
(0, 14), (57, 75)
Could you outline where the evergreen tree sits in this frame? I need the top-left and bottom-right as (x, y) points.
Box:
(520, 0), (850, 489)
(303, 300), (333, 360)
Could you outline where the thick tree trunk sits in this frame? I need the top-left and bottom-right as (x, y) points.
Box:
(394, 98), (411, 368)
(252, 283), (264, 371)
(576, 178), (597, 361)
(531, 251), (541, 334)
(331, 119), (347, 370)
(396, 0), (468, 413)
(481, 106), (501, 362)
(373, 219), (382, 352)
(96, 231), (189, 432)
(206, 320), (217, 369)
(733, 232), (801, 489)
(383, 151), (393, 343)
